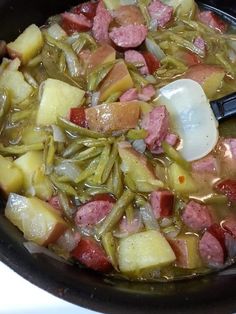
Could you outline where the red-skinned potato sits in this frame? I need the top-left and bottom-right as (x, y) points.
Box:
(85, 101), (140, 133)
(184, 64), (225, 99)
(99, 60), (134, 101)
(87, 44), (116, 73)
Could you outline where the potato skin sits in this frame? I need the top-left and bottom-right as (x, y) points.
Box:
(85, 101), (140, 133)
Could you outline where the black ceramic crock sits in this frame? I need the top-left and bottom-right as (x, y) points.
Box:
(0, 1), (236, 313)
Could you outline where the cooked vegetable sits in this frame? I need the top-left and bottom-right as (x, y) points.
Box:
(118, 230), (176, 274)
(85, 101), (140, 133)
(0, 155), (23, 195)
(5, 193), (67, 245)
(99, 61), (134, 101)
(7, 24), (43, 64)
(37, 78), (85, 125)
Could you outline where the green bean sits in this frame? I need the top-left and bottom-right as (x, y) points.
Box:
(129, 69), (149, 88)
(42, 44), (85, 89)
(0, 143), (44, 155)
(62, 142), (84, 158)
(73, 146), (103, 162)
(103, 91), (123, 103)
(58, 191), (75, 220)
(72, 37), (87, 55)
(169, 32), (205, 58)
(87, 61), (116, 91)
(58, 116), (108, 138)
(125, 204), (134, 224)
(106, 169), (114, 194)
(44, 33), (82, 77)
(135, 195), (159, 230)
(86, 186), (110, 195)
(124, 174), (136, 191)
(75, 157), (100, 183)
(162, 141), (191, 171)
(112, 160), (123, 198)
(127, 129), (148, 140)
(137, 0), (151, 25)
(44, 135), (56, 174)
(59, 52), (66, 72)
(10, 109), (33, 123)
(102, 232), (118, 270)
(96, 189), (135, 237)
(161, 56), (187, 70)
(76, 137), (114, 147)
(102, 142), (118, 183)
(91, 144), (111, 184)
(50, 173), (77, 196)
(0, 89), (10, 128)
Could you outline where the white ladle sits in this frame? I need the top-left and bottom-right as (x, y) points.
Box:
(156, 79), (236, 161)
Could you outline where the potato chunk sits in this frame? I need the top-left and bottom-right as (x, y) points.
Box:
(118, 141), (163, 192)
(99, 61), (134, 102)
(168, 162), (198, 194)
(5, 194), (67, 246)
(184, 64), (225, 99)
(0, 69), (33, 105)
(0, 155), (23, 195)
(118, 230), (176, 274)
(14, 151), (53, 200)
(87, 44), (116, 73)
(7, 24), (43, 64)
(37, 79), (85, 125)
(85, 101), (140, 133)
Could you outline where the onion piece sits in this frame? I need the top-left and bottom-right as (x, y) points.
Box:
(56, 229), (81, 252)
(132, 139), (146, 153)
(51, 124), (66, 142)
(23, 241), (70, 264)
(145, 37), (166, 60)
(91, 91), (100, 107)
(54, 161), (81, 181)
(47, 23), (67, 40)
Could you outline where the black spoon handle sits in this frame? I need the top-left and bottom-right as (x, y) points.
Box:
(210, 92), (236, 122)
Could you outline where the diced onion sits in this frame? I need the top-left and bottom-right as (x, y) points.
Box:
(56, 229), (80, 252)
(51, 124), (66, 142)
(7, 58), (21, 71)
(132, 139), (146, 153)
(160, 217), (173, 228)
(145, 37), (166, 60)
(55, 161), (81, 181)
(228, 49), (236, 63)
(47, 23), (67, 40)
(23, 241), (69, 264)
(91, 91), (100, 107)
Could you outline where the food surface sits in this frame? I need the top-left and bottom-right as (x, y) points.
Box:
(0, 0), (236, 281)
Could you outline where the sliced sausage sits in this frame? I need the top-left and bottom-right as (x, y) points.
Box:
(148, 0), (173, 28)
(199, 231), (225, 267)
(72, 1), (98, 19)
(142, 51), (161, 74)
(61, 12), (92, 34)
(119, 88), (138, 102)
(182, 200), (213, 231)
(198, 11), (228, 33)
(72, 237), (112, 272)
(192, 155), (218, 174)
(222, 216), (236, 237)
(215, 179), (236, 202)
(92, 1), (112, 43)
(141, 105), (169, 152)
(124, 50), (149, 75)
(75, 200), (113, 226)
(225, 232), (236, 258)
(113, 5), (145, 26)
(138, 85), (156, 101)
(150, 190), (174, 219)
(109, 24), (148, 48)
